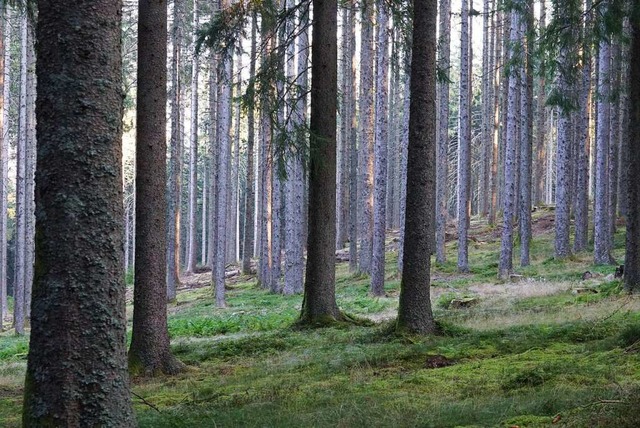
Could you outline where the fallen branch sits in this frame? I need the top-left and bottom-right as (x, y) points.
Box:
(132, 391), (161, 413)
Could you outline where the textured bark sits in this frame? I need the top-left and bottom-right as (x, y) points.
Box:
(207, 43), (218, 269)
(534, 1), (547, 205)
(595, 38), (613, 264)
(435, 0), (451, 263)
(397, 0), (437, 335)
(14, 13), (27, 335)
(129, 0), (183, 377)
(186, 0), (199, 274)
(618, 19), (630, 219)
(479, 0), (491, 217)
(498, 9), (519, 279)
(519, 2), (533, 267)
(0, 6), (7, 327)
(370, 1), (389, 297)
(284, 1), (307, 295)
(489, 6), (501, 226)
(608, 41), (621, 247)
(242, 13), (257, 275)
(167, 0), (184, 299)
(24, 0), (136, 424)
(214, 0), (233, 307)
(625, 13), (640, 293)
(300, 0), (344, 323)
(457, 0), (471, 273)
(25, 21), (35, 321)
(397, 67), (410, 274)
(574, 0), (592, 253)
(357, 0), (374, 275)
(229, 54), (241, 263)
(347, 4), (358, 272)
(336, 5), (349, 250)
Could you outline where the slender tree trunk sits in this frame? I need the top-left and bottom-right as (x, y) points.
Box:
(435, 0), (451, 263)
(167, 0), (184, 299)
(242, 12), (258, 275)
(519, 1), (533, 267)
(24, 0), (136, 423)
(336, 4), (349, 250)
(498, 8), (520, 279)
(0, 5), (7, 328)
(397, 0), (437, 335)
(284, 0), (307, 295)
(213, 0), (232, 307)
(480, 0), (491, 217)
(300, 0), (344, 323)
(14, 13), (28, 335)
(347, 3), (359, 272)
(186, 0), (199, 274)
(489, 7), (502, 225)
(457, 0), (471, 273)
(358, 0), (375, 275)
(534, 1), (547, 205)
(229, 53), (241, 263)
(129, 0), (183, 376)
(595, 37), (612, 264)
(608, 41), (621, 247)
(574, 0), (592, 253)
(397, 61), (410, 274)
(371, 1), (389, 297)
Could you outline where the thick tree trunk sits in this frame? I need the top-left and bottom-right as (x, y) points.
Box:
(300, 0), (344, 323)
(24, 0), (136, 424)
(129, 0), (183, 377)
(625, 13), (640, 293)
(435, 0), (451, 263)
(397, 0), (437, 335)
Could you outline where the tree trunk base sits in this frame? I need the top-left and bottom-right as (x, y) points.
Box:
(129, 353), (185, 378)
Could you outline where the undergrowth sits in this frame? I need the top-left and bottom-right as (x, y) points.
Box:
(1, 216), (639, 427)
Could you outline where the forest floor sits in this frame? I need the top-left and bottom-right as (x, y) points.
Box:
(2, 208), (640, 426)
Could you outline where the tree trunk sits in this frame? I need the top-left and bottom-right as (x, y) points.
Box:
(0, 6), (7, 328)
(242, 12), (258, 275)
(397, 0), (438, 335)
(167, 0), (184, 299)
(213, 0), (233, 307)
(358, 0), (375, 275)
(595, 37), (612, 264)
(14, 13), (28, 335)
(534, 0), (547, 205)
(574, 0), (592, 253)
(300, 0), (344, 324)
(347, 3), (358, 272)
(519, 1), (533, 267)
(24, 0), (136, 423)
(371, 1), (389, 297)
(435, 0), (451, 263)
(498, 9), (520, 279)
(625, 12), (640, 293)
(186, 0), (199, 274)
(284, 0), (307, 295)
(457, 0), (471, 273)
(129, 0), (183, 377)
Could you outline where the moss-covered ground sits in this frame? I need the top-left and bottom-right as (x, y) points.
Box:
(1, 209), (640, 427)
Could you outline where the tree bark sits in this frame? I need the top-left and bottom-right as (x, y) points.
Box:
(435, 0), (451, 264)
(457, 0), (472, 273)
(24, 0), (136, 423)
(371, 0), (389, 297)
(186, 0), (200, 274)
(397, 0), (438, 335)
(129, 0), (183, 377)
(625, 11), (640, 293)
(357, 0), (375, 275)
(300, 0), (344, 323)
